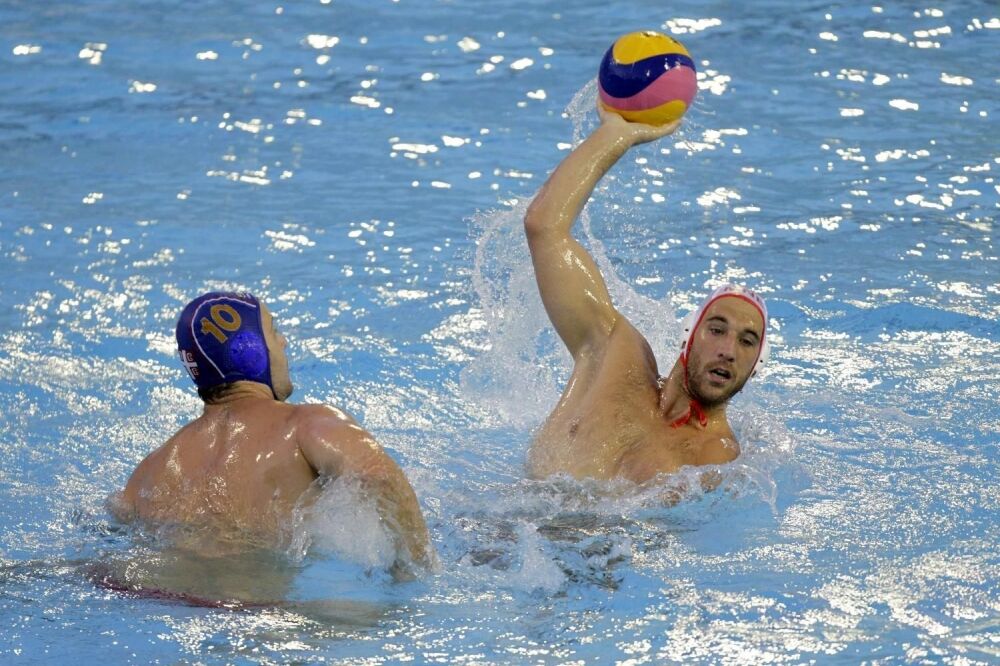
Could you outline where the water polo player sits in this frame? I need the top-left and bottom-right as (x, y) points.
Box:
(115, 291), (434, 570)
(523, 111), (768, 483)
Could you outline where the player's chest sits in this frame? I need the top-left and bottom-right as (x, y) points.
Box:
(613, 414), (717, 478)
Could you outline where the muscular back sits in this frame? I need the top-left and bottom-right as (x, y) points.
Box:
(117, 393), (433, 566)
(119, 398), (319, 543)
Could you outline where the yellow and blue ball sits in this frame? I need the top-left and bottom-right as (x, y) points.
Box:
(598, 31), (698, 126)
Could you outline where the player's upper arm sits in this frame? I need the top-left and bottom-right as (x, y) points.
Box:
(523, 211), (620, 358)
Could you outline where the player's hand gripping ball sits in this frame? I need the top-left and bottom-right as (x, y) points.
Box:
(598, 30), (698, 126)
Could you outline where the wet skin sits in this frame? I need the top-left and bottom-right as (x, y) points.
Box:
(524, 113), (765, 484)
(116, 303), (433, 568)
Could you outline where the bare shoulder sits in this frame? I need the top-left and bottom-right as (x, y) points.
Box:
(292, 403), (384, 475)
(130, 427), (185, 475)
(626, 318), (658, 367)
(120, 427), (186, 511)
(617, 421), (739, 483)
(293, 403), (368, 439)
(694, 424), (741, 465)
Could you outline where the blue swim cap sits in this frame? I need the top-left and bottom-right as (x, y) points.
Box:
(175, 292), (274, 396)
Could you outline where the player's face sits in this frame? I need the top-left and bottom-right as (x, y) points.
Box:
(260, 303), (293, 401)
(685, 297), (764, 407)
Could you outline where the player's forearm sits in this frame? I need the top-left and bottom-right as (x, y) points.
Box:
(524, 122), (632, 238)
(366, 465), (434, 569)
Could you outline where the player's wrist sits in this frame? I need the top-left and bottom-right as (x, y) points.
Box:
(590, 120), (635, 159)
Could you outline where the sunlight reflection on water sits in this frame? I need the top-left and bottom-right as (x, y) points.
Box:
(0, 0), (998, 663)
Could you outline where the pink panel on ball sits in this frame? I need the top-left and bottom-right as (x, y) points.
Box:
(598, 67), (697, 112)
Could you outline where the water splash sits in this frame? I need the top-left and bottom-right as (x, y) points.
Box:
(460, 200), (570, 428)
(287, 476), (395, 571)
(505, 521), (565, 594)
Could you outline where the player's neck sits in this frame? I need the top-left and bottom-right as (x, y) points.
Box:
(202, 381), (275, 408)
(659, 360), (724, 429)
(658, 363), (691, 420)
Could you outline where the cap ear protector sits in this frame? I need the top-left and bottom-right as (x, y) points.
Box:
(679, 309), (697, 357)
(752, 335), (770, 378)
(679, 286), (770, 379)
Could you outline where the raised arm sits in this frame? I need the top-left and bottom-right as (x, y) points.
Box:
(296, 405), (434, 571)
(524, 112), (680, 358)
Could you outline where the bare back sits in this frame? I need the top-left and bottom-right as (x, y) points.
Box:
(117, 390), (433, 566)
(119, 398), (318, 542)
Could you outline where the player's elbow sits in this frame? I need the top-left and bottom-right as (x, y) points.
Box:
(523, 200), (557, 242)
(523, 205), (544, 239)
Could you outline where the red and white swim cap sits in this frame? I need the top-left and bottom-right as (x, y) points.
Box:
(679, 283), (769, 378)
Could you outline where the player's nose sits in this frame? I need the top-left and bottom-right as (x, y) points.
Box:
(717, 335), (736, 360)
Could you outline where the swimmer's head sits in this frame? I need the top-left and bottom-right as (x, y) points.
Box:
(176, 292), (293, 402)
(678, 284), (768, 407)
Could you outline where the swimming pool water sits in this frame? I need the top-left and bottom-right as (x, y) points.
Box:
(1, 0), (998, 663)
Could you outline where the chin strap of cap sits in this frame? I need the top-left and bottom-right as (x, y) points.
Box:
(669, 355), (708, 429)
(670, 399), (708, 429)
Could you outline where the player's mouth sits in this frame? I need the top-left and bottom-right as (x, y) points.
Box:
(707, 367), (732, 383)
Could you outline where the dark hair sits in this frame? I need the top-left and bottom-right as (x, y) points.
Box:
(198, 383), (236, 403)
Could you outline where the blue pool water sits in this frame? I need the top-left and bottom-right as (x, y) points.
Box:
(1, 0), (998, 663)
